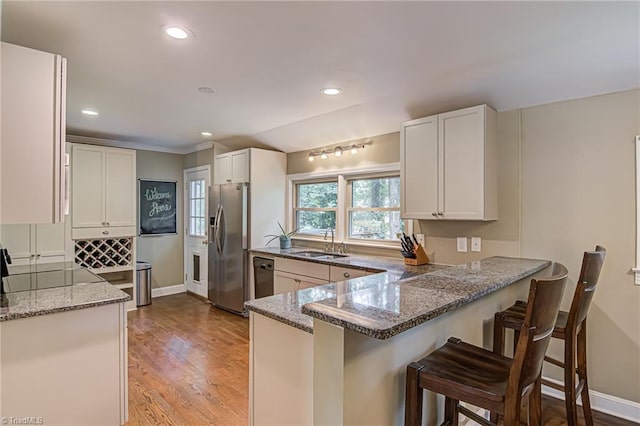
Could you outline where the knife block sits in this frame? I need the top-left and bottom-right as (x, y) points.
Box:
(404, 244), (430, 266)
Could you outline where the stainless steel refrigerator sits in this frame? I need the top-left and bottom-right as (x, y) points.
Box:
(208, 183), (249, 315)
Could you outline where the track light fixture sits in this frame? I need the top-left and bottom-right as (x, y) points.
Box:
(307, 142), (369, 161)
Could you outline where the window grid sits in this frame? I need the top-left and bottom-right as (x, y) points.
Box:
(189, 179), (206, 237)
(293, 179), (338, 237)
(290, 170), (408, 244)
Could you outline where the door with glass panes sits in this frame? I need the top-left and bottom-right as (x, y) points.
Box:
(184, 166), (210, 297)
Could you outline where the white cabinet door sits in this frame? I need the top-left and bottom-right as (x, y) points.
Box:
(35, 223), (66, 263)
(439, 107), (486, 220)
(400, 105), (497, 221)
(105, 148), (136, 227)
(214, 153), (231, 184)
(1, 43), (66, 224)
(329, 266), (368, 282)
(231, 150), (250, 183)
(72, 145), (105, 228)
(401, 115), (439, 219)
(0, 224), (33, 265)
(274, 271), (300, 295)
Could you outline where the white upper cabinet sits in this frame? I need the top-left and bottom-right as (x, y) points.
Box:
(401, 104), (497, 221)
(72, 145), (136, 229)
(214, 149), (250, 184)
(1, 42), (67, 224)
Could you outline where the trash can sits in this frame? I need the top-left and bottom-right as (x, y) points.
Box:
(136, 261), (152, 307)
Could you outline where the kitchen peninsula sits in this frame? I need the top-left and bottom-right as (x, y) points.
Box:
(246, 249), (550, 426)
(0, 262), (129, 425)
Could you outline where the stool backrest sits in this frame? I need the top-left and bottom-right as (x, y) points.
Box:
(569, 245), (606, 328)
(508, 263), (568, 395)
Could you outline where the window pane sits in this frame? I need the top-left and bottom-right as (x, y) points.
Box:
(351, 177), (400, 208)
(296, 211), (336, 235)
(297, 182), (338, 208)
(349, 210), (404, 240)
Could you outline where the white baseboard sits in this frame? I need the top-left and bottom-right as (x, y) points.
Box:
(151, 283), (186, 298)
(542, 376), (640, 423)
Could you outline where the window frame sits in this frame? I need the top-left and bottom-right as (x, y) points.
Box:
(346, 172), (404, 243)
(293, 177), (339, 237)
(287, 163), (411, 248)
(187, 178), (207, 237)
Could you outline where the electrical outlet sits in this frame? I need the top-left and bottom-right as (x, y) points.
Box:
(456, 237), (468, 252)
(415, 234), (425, 246)
(471, 237), (481, 252)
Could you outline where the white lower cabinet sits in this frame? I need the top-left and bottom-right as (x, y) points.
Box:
(0, 303), (128, 425)
(273, 258), (330, 294)
(329, 265), (368, 282)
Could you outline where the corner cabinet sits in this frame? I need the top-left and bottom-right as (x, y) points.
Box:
(1, 42), (67, 224)
(71, 145), (136, 230)
(400, 104), (497, 220)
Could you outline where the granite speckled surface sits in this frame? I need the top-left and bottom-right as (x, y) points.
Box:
(250, 247), (445, 275)
(245, 251), (550, 339)
(246, 247), (449, 333)
(302, 257), (550, 339)
(1, 269), (131, 322)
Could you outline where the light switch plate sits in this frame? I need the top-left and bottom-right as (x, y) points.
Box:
(456, 237), (468, 252)
(415, 234), (425, 246)
(471, 237), (481, 252)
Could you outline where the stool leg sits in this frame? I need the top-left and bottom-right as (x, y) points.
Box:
(564, 335), (579, 426)
(491, 313), (505, 424)
(529, 375), (542, 426)
(405, 362), (424, 426)
(503, 393), (522, 426)
(513, 329), (520, 358)
(444, 397), (459, 426)
(577, 323), (594, 426)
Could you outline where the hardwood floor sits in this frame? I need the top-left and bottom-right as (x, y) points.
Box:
(126, 293), (634, 426)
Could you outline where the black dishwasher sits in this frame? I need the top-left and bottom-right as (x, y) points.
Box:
(253, 257), (274, 298)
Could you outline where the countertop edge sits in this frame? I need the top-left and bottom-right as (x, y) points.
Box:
(301, 259), (551, 339)
(0, 294), (130, 322)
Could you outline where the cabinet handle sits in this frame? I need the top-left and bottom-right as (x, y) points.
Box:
(30, 254), (36, 259)
(437, 212), (444, 216)
(106, 222), (110, 226)
(432, 212), (438, 217)
(102, 231), (109, 235)
(36, 254), (41, 258)
(294, 279), (301, 283)
(226, 179), (232, 183)
(343, 272), (350, 278)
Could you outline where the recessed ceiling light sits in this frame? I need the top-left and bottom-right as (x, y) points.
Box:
(198, 87), (216, 94)
(165, 26), (191, 40)
(321, 88), (342, 96)
(333, 146), (343, 157)
(81, 109), (99, 116)
(320, 151), (328, 160)
(200, 131), (213, 137)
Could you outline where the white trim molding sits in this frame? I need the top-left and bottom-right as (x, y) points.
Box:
(67, 134), (215, 155)
(635, 135), (640, 285)
(151, 283), (186, 298)
(542, 376), (640, 423)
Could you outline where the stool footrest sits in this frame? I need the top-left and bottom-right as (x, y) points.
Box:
(457, 405), (495, 426)
(544, 355), (565, 368)
(541, 378), (565, 392)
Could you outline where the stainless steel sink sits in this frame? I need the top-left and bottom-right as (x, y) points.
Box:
(294, 251), (349, 259)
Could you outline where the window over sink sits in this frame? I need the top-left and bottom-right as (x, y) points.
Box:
(288, 164), (410, 246)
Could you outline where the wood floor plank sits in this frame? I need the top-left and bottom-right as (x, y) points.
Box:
(126, 293), (634, 426)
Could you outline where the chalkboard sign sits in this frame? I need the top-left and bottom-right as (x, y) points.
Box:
(138, 180), (177, 236)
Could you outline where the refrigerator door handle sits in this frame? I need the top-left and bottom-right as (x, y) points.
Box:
(217, 205), (226, 254)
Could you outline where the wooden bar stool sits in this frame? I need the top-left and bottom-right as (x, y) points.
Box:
(405, 263), (568, 426)
(492, 246), (606, 426)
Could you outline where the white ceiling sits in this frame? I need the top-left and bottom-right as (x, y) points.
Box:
(2, 1), (638, 153)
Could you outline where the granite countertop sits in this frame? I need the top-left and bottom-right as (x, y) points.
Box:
(251, 246), (444, 275)
(246, 247), (450, 333)
(1, 266), (131, 322)
(245, 251), (550, 339)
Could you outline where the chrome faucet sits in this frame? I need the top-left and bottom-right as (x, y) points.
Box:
(324, 228), (335, 253)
